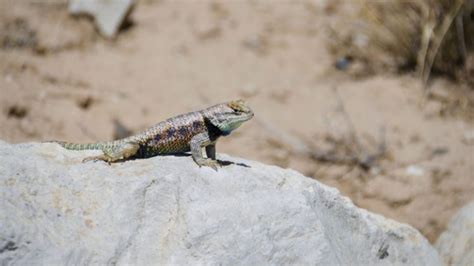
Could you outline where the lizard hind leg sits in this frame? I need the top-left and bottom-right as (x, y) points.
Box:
(82, 142), (140, 163)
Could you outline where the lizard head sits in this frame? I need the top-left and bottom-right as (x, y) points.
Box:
(206, 100), (254, 135)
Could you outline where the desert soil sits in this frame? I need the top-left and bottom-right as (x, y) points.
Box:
(0, 0), (473, 243)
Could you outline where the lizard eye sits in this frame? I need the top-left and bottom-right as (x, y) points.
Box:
(233, 109), (243, 114)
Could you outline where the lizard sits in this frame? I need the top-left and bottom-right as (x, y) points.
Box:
(52, 100), (254, 170)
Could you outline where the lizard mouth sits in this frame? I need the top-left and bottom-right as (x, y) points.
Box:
(241, 110), (254, 121)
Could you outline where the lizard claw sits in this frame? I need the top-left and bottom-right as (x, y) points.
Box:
(199, 159), (220, 171)
(82, 157), (98, 163)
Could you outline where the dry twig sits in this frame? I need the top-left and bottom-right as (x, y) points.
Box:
(421, 0), (465, 85)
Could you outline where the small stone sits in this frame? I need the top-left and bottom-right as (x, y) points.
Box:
(462, 130), (474, 145)
(335, 57), (351, 71)
(369, 166), (381, 176)
(405, 165), (424, 177)
(69, 0), (135, 38)
(353, 33), (369, 49)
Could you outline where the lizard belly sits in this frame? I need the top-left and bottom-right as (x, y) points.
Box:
(138, 138), (191, 157)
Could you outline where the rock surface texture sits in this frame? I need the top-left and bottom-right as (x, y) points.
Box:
(68, 0), (134, 38)
(0, 141), (440, 265)
(436, 201), (474, 265)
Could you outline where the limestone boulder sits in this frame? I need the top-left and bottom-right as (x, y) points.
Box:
(0, 141), (440, 265)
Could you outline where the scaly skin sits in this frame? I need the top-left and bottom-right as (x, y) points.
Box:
(53, 100), (254, 170)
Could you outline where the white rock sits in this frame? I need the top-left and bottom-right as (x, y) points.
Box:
(436, 201), (474, 265)
(462, 130), (474, 145)
(405, 165), (425, 177)
(69, 0), (135, 38)
(0, 141), (440, 265)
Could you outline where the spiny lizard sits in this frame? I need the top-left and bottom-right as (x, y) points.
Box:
(52, 100), (254, 170)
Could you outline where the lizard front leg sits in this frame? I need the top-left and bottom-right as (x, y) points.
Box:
(190, 133), (219, 170)
(83, 142), (140, 163)
(205, 144), (216, 160)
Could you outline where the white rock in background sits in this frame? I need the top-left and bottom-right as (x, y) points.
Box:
(69, 0), (135, 38)
(462, 130), (474, 145)
(436, 201), (474, 265)
(405, 165), (425, 177)
(0, 141), (440, 265)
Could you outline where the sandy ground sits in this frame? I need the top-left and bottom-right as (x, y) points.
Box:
(1, 0), (473, 243)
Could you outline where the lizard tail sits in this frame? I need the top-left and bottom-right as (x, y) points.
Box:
(47, 141), (106, 151)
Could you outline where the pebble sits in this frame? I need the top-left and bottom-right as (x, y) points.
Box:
(405, 165), (425, 177)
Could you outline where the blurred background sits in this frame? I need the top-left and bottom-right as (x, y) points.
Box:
(0, 0), (473, 243)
